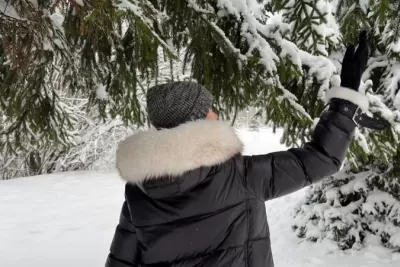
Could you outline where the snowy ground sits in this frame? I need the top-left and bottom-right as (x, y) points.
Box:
(1, 128), (399, 267)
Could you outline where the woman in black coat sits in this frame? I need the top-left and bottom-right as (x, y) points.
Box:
(106, 33), (379, 267)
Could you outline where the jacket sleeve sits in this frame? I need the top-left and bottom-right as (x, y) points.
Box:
(105, 200), (138, 267)
(240, 100), (358, 201)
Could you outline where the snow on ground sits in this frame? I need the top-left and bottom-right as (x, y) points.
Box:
(1, 128), (399, 267)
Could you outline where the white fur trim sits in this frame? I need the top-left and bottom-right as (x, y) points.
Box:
(116, 120), (243, 183)
(325, 87), (369, 112)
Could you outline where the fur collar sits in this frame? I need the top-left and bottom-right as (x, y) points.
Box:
(116, 120), (243, 183)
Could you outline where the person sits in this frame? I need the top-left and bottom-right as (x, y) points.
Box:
(105, 32), (384, 267)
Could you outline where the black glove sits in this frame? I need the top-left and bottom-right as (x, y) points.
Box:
(331, 31), (389, 130)
(341, 31), (369, 91)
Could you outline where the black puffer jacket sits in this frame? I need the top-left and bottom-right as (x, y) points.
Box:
(106, 93), (367, 267)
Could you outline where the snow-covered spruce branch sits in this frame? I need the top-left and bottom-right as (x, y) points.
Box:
(279, 0), (341, 56)
(293, 166), (400, 251)
(188, 0), (315, 122)
(116, 0), (178, 58)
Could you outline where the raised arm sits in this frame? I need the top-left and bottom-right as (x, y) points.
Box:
(240, 98), (358, 201)
(238, 31), (387, 201)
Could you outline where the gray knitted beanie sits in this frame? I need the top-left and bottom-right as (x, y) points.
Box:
(146, 81), (213, 129)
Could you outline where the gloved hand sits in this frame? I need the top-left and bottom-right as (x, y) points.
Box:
(340, 31), (368, 91)
(327, 31), (389, 130)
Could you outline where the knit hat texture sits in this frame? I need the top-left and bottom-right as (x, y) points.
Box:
(146, 81), (213, 129)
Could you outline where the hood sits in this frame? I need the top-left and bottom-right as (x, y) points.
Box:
(116, 120), (243, 196)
